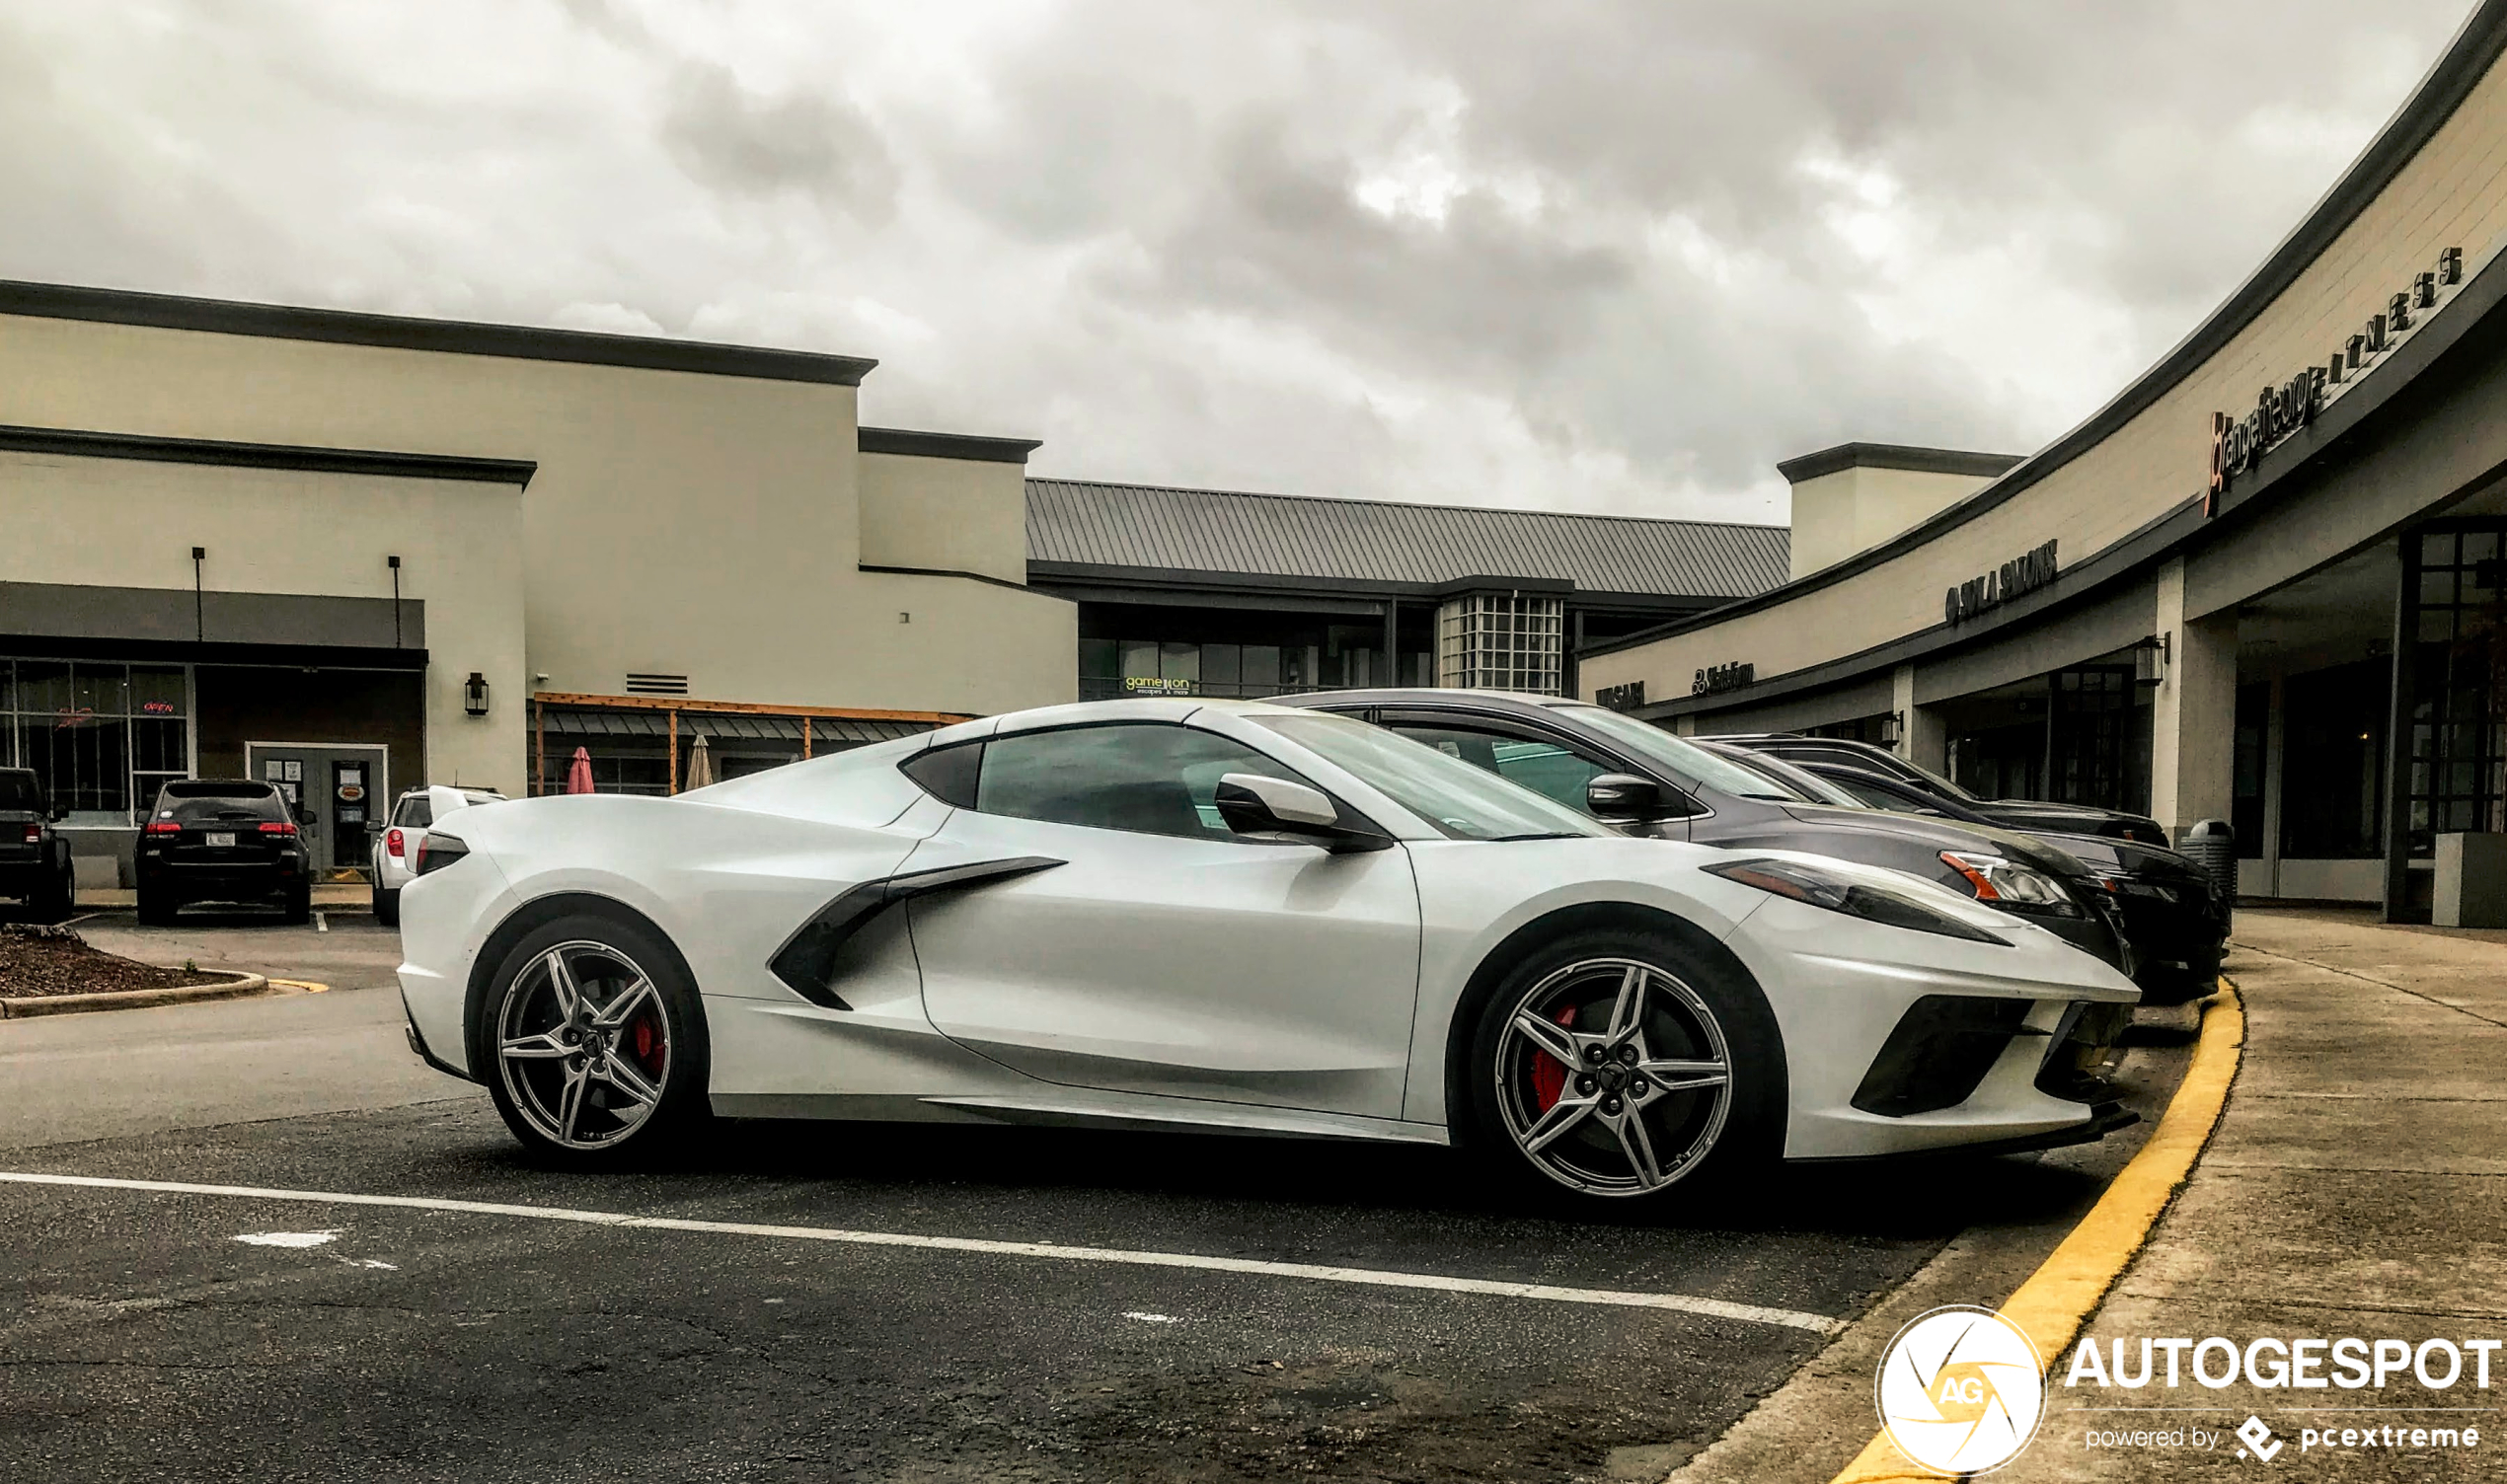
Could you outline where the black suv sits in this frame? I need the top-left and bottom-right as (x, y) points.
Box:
(0, 768), (76, 921)
(1276, 690), (2134, 975)
(1748, 751), (2230, 1005)
(136, 780), (314, 925)
(1714, 734), (2169, 846)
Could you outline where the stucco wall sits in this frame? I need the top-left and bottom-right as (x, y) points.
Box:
(0, 313), (1071, 718)
(0, 449), (526, 792)
(1587, 38), (2507, 705)
(858, 450), (1031, 587)
(1786, 466), (2000, 580)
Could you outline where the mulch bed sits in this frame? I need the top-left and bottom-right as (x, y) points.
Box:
(0, 925), (229, 1000)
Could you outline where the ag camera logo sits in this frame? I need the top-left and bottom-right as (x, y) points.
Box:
(1877, 1306), (2047, 1475)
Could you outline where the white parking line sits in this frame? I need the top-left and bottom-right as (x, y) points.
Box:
(0, 1170), (1843, 1334)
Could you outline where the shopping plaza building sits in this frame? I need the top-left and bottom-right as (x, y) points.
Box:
(0, 283), (1775, 886)
(11, 0), (2507, 919)
(1581, 0), (2507, 919)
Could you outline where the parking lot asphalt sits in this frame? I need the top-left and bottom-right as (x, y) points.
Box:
(0, 914), (2194, 1483)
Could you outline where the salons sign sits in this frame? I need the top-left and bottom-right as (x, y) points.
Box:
(1943, 539), (2058, 626)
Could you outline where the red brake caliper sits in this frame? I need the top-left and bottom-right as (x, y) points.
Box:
(632, 1014), (662, 1075)
(1529, 1003), (1580, 1112)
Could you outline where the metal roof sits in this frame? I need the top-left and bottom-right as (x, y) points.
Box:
(1025, 479), (1788, 599)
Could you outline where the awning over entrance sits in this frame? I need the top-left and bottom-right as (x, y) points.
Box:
(529, 692), (968, 797)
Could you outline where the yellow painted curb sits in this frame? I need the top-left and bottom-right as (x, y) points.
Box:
(266, 979), (331, 994)
(1828, 981), (2248, 1483)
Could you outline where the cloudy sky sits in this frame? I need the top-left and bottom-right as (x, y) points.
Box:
(0, 1), (2475, 522)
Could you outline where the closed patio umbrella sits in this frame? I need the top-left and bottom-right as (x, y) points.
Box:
(684, 732), (716, 791)
(566, 746), (594, 795)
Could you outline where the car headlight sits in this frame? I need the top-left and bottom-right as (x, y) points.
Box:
(1704, 857), (2009, 945)
(1939, 852), (2084, 918)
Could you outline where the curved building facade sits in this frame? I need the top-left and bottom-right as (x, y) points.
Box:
(1580, 0), (2507, 919)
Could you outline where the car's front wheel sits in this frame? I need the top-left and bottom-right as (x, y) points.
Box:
(1464, 925), (1784, 1203)
(479, 915), (711, 1166)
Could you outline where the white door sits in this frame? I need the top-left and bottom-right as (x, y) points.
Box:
(907, 720), (1422, 1120)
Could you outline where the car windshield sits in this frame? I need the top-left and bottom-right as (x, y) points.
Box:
(1704, 746), (1869, 808)
(1250, 711), (1608, 842)
(1553, 705), (1809, 802)
(0, 772), (40, 812)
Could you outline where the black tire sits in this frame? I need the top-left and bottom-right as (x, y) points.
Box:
(32, 861), (75, 923)
(476, 913), (712, 1167)
(373, 887), (400, 928)
(135, 887), (179, 927)
(1461, 922), (1785, 1204)
(282, 882), (313, 925)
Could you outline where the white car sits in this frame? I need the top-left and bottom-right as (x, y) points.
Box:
(372, 784), (506, 928)
(396, 700), (2139, 1202)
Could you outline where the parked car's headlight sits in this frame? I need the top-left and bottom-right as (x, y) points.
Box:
(1705, 857), (2009, 944)
(413, 833), (470, 877)
(1939, 852), (2083, 917)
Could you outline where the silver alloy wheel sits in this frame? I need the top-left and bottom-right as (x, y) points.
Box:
(1494, 955), (1733, 1197)
(495, 939), (671, 1150)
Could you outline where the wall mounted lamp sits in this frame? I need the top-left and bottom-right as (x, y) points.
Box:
(2135, 632), (2172, 687)
(464, 672), (492, 717)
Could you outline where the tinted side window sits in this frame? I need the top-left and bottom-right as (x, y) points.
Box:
(1388, 723), (1609, 816)
(393, 796), (435, 829)
(900, 740), (982, 808)
(974, 723), (1315, 840)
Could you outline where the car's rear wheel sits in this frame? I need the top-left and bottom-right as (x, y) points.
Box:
(372, 887), (400, 928)
(33, 859), (75, 923)
(480, 916), (711, 1166)
(135, 886), (178, 927)
(282, 881), (313, 925)
(1465, 926), (1784, 1203)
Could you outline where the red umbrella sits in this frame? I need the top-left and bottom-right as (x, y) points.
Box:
(566, 746), (594, 795)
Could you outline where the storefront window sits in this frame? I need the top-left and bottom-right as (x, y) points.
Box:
(2402, 526), (2507, 853)
(0, 659), (191, 825)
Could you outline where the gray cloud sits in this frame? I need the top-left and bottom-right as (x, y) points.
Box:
(660, 59), (895, 219)
(0, 0), (2475, 521)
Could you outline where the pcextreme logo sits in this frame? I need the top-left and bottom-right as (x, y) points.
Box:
(1877, 1306), (2047, 1475)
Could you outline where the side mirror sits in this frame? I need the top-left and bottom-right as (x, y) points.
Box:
(1586, 773), (1669, 822)
(294, 806), (315, 827)
(1213, 773), (1391, 853)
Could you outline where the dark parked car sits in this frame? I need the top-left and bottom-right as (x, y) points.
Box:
(1752, 754), (2229, 1005)
(136, 779), (314, 925)
(1713, 733), (2169, 847)
(1277, 689), (2134, 972)
(0, 768), (76, 921)
(1278, 688), (2141, 1116)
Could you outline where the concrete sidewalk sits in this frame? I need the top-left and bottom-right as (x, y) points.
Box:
(2006, 907), (2507, 1480)
(74, 881), (374, 911)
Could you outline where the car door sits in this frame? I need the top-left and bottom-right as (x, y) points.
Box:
(1370, 708), (1698, 840)
(905, 718), (1422, 1119)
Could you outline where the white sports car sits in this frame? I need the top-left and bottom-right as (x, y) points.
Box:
(397, 699), (2140, 1202)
